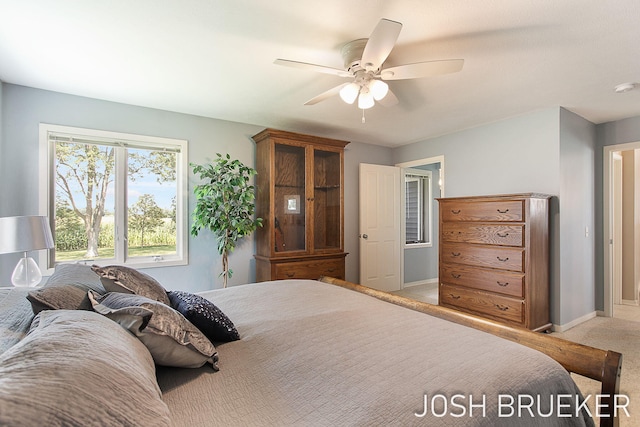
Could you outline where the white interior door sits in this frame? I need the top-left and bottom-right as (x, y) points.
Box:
(359, 163), (401, 291)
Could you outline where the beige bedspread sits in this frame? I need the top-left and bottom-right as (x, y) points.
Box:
(157, 280), (594, 426)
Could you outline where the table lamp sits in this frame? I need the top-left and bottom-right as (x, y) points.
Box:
(0, 216), (55, 287)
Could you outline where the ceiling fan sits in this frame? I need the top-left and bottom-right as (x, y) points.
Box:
(274, 18), (464, 111)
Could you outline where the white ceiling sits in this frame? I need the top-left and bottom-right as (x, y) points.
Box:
(1, 0), (639, 147)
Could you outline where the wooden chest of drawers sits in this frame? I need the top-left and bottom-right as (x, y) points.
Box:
(437, 194), (551, 331)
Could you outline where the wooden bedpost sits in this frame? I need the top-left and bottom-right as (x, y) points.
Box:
(319, 276), (623, 427)
(600, 350), (623, 427)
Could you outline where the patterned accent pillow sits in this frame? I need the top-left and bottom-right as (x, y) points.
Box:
(88, 291), (218, 369)
(91, 265), (170, 305)
(168, 290), (240, 343)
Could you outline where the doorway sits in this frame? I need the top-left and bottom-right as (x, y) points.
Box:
(604, 142), (640, 319)
(395, 156), (444, 302)
(358, 156), (444, 299)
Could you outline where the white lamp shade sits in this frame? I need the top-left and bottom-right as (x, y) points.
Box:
(358, 91), (375, 109)
(339, 83), (360, 104)
(370, 79), (389, 101)
(0, 216), (54, 254)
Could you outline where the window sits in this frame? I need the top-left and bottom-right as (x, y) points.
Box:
(404, 168), (432, 246)
(39, 124), (188, 270)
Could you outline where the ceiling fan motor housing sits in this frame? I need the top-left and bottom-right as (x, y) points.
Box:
(341, 39), (369, 73)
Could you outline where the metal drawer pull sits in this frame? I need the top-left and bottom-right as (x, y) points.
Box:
(449, 294), (461, 300)
(495, 304), (509, 311)
(451, 252), (461, 257)
(497, 281), (509, 287)
(451, 273), (461, 279)
(327, 268), (336, 273)
(497, 209), (509, 213)
(451, 209), (461, 214)
(286, 272), (295, 278)
(497, 232), (509, 238)
(496, 256), (509, 262)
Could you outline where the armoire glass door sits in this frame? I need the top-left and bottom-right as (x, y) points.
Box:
(313, 148), (341, 251)
(273, 143), (306, 253)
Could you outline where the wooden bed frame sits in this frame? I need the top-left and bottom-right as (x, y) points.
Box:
(319, 276), (623, 427)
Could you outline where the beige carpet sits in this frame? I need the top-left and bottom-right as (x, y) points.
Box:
(552, 313), (639, 426)
(392, 286), (639, 425)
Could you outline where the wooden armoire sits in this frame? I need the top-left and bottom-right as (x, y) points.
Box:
(252, 129), (348, 282)
(437, 193), (551, 331)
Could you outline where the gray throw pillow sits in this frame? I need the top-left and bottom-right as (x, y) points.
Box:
(91, 264), (170, 305)
(27, 284), (96, 313)
(26, 263), (106, 314)
(88, 291), (218, 369)
(45, 263), (105, 289)
(0, 310), (172, 427)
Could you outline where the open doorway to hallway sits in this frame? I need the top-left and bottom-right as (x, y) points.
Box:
(604, 142), (640, 319)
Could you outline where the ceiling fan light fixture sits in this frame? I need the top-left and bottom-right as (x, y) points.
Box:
(274, 18), (465, 118)
(370, 79), (389, 101)
(339, 83), (360, 104)
(358, 90), (375, 109)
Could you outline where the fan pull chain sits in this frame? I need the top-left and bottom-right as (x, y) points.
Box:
(362, 109), (366, 124)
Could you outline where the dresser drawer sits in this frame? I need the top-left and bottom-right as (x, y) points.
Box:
(441, 223), (523, 246)
(440, 243), (524, 272)
(440, 263), (524, 297)
(274, 258), (344, 280)
(440, 284), (524, 324)
(441, 200), (524, 222)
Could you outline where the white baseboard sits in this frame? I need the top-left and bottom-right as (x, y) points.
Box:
(621, 299), (639, 306)
(402, 278), (438, 289)
(552, 311), (597, 332)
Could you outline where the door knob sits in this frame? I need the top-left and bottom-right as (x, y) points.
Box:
(361, 234), (368, 239)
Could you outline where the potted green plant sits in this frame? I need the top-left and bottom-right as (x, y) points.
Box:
(191, 153), (262, 287)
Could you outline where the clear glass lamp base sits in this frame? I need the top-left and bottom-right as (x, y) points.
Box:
(11, 255), (43, 287)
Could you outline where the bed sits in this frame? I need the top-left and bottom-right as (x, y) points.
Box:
(0, 264), (623, 426)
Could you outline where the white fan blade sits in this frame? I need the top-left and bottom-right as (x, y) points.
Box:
(274, 59), (352, 78)
(378, 88), (398, 107)
(361, 19), (402, 72)
(380, 59), (464, 80)
(304, 83), (349, 105)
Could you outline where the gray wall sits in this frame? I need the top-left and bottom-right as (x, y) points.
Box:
(558, 108), (596, 325)
(0, 83), (264, 291)
(393, 108), (561, 196)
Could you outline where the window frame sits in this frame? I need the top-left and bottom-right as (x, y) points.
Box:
(38, 123), (189, 274)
